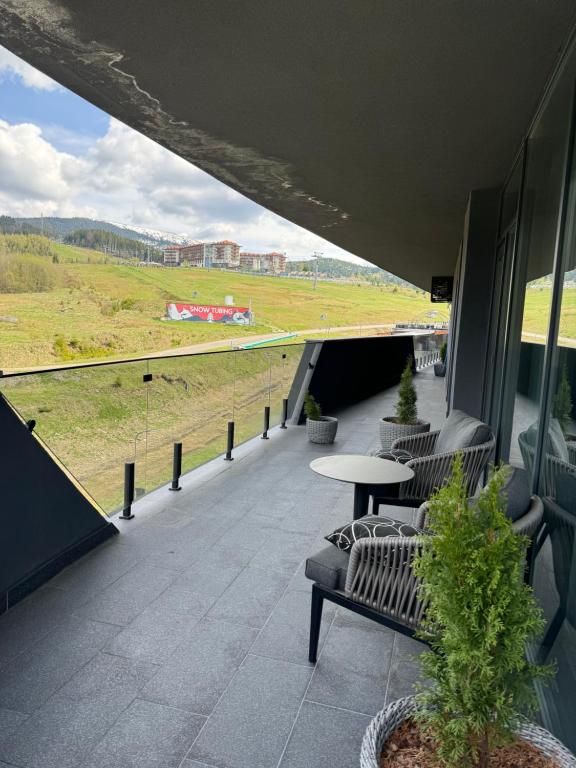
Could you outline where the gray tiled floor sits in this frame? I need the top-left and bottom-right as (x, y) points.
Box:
(0, 367), (446, 768)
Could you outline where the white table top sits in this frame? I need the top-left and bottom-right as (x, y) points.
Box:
(309, 454), (414, 485)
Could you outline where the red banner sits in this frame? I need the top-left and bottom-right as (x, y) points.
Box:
(166, 303), (251, 325)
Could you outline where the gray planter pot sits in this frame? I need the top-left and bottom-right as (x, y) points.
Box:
(361, 696), (576, 768)
(379, 417), (430, 452)
(434, 362), (446, 377)
(306, 416), (338, 444)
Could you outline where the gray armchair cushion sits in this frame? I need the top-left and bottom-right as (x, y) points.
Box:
(499, 466), (532, 522)
(305, 545), (349, 589)
(435, 409), (492, 455)
(526, 419), (569, 463)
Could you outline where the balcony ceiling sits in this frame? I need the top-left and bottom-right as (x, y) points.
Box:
(1, 1), (575, 288)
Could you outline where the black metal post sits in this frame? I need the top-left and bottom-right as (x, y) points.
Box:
(120, 462), (135, 519)
(280, 398), (288, 429)
(262, 405), (270, 439)
(224, 420), (235, 461)
(169, 442), (182, 491)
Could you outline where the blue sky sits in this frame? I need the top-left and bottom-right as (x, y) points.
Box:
(0, 45), (364, 263)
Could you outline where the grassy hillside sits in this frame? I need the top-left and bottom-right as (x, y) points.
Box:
(0, 236), (448, 368)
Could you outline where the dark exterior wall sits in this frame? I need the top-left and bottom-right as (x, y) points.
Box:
(0, 394), (117, 613)
(450, 188), (501, 419)
(289, 335), (415, 422)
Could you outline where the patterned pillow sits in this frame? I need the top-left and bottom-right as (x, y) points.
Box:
(325, 516), (423, 552)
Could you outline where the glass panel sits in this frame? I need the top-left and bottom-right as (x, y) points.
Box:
(504, 71), (573, 470)
(145, 351), (235, 492)
(0, 361), (148, 513)
(531, 108), (576, 749)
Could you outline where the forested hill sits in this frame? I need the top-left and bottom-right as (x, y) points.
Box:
(285, 256), (414, 286)
(63, 229), (163, 261)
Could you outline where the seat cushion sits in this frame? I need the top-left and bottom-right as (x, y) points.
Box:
(435, 409), (492, 454)
(525, 419), (569, 463)
(305, 545), (350, 589)
(498, 466), (532, 522)
(325, 514), (422, 552)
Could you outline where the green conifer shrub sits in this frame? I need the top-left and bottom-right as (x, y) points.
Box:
(553, 363), (573, 435)
(304, 393), (322, 421)
(440, 341), (447, 364)
(395, 357), (418, 424)
(412, 456), (552, 768)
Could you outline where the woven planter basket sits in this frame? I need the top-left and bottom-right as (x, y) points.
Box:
(306, 416), (338, 444)
(379, 418), (430, 451)
(360, 696), (576, 768)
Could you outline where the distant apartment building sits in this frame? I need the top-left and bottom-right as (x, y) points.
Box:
(163, 240), (284, 273)
(239, 251), (286, 273)
(162, 245), (181, 266)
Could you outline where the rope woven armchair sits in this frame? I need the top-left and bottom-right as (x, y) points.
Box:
(518, 425), (576, 498)
(372, 413), (496, 514)
(306, 467), (542, 663)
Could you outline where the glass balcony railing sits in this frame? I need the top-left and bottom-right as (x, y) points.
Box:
(0, 344), (305, 514)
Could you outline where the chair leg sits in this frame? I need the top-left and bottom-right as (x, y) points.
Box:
(372, 496), (380, 515)
(309, 584), (324, 664)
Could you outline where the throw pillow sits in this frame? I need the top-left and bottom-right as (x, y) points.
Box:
(326, 515), (423, 552)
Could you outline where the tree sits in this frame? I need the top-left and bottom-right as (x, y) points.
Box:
(395, 357), (418, 424)
(413, 458), (551, 768)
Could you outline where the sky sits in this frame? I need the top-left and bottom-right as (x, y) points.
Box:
(0, 45), (367, 264)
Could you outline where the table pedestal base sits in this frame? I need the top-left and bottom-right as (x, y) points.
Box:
(353, 483), (400, 520)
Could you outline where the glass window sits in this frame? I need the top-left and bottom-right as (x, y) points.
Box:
(532, 112), (576, 749)
(503, 72), (573, 471)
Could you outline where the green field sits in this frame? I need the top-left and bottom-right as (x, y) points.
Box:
(0, 236), (448, 369)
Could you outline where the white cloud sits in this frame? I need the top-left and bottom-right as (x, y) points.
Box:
(0, 115), (370, 264)
(0, 47), (61, 91)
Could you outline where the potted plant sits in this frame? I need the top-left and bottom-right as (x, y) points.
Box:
(434, 341), (447, 377)
(361, 457), (576, 768)
(379, 357), (430, 450)
(304, 393), (338, 444)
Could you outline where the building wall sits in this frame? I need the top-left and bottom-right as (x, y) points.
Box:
(451, 36), (576, 749)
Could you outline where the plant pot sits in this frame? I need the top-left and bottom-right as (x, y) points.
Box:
(360, 696), (576, 768)
(434, 362), (446, 377)
(306, 416), (338, 444)
(379, 417), (430, 452)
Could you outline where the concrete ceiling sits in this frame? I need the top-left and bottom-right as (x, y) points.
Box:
(1, 1), (575, 288)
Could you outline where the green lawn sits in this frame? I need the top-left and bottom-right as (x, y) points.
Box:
(0, 243), (448, 368)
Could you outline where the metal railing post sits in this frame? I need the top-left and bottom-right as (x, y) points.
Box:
(280, 398), (288, 429)
(262, 406), (270, 439)
(169, 442), (182, 491)
(120, 462), (135, 519)
(224, 421), (235, 460)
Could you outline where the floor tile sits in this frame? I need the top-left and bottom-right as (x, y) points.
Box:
(306, 622), (393, 715)
(0, 588), (73, 662)
(207, 567), (290, 628)
(0, 708), (27, 740)
(141, 619), (258, 714)
(279, 700), (371, 768)
(0, 619), (120, 713)
(73, 565), (176, 626)
(104, 584), (214, 664)
(189, 654), (312, 768)
(248, 531), (314, 575)
(0, 654), (158, 768)
(83, 698), (205, 768)
(251, 589), (335, 666)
